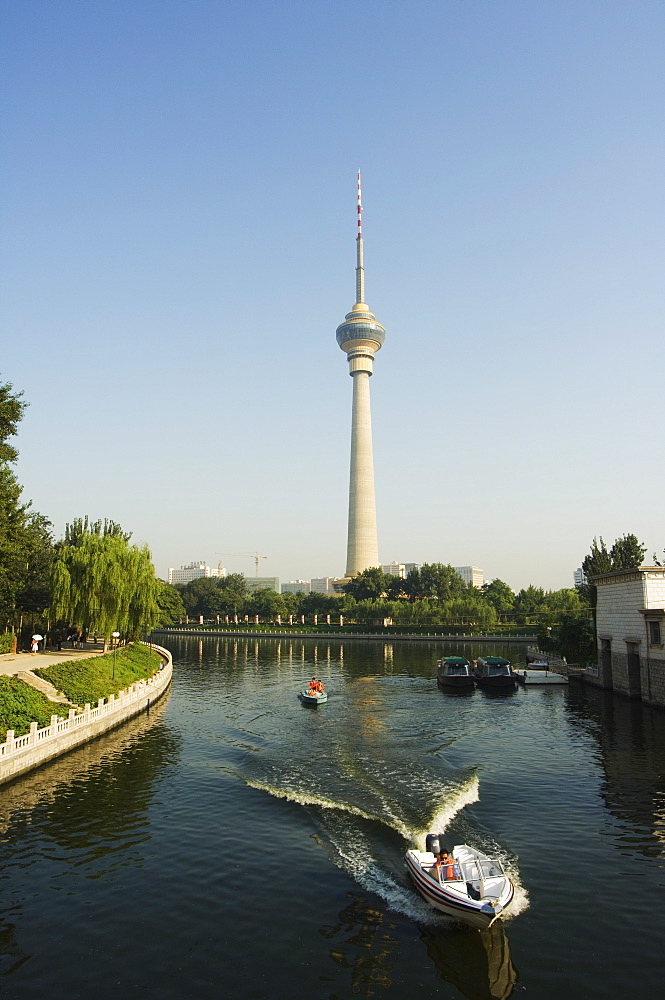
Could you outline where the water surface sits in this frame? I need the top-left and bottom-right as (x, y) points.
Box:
(1, 636), (664, 999)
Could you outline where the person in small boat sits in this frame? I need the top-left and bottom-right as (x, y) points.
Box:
(309, 677), (317, 693)
(436, 849), (460, 881)
(316, 680), (325, 694)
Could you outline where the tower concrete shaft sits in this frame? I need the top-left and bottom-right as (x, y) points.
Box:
(346, 367), (378, 575)
(336, 172), (386, 577)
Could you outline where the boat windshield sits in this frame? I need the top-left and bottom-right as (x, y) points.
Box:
(479, 860), (504, 879)
(488, 664), (510, 676)
(447, 665), (468, 675)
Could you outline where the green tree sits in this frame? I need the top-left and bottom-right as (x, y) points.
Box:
(180, 577), (226, 618)
(0, 380), (25, 464)
(481, 579), (515, 615)
(218, 573), (249, 614)
(418, 563), (468, 602)
(14, 512), (54, 618)
(385, 574), (408, 600)
(63, 516), (132, 546)
(156, 580), (186, 624)
(51, 520), (160, 646)
(343, 567), (390, 601)
(609, 533), (647, 570)
(542, 615), (595, 665)
(297, 591), (342, 615)
(247, 588), (286, 619)
(513, 586), (547, 624)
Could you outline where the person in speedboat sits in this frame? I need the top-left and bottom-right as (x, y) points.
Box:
(433, 849), (461, 882)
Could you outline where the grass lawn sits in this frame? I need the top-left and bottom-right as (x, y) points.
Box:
(34, 643), (163, 707)
(0, 677), (70, 741)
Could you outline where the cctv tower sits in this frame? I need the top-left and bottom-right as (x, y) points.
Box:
(336, 172), (386, 577)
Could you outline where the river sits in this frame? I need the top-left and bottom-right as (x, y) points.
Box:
(1, 635), (664, 999)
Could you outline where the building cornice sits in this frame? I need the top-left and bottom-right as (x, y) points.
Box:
(593, 566), (665, 586)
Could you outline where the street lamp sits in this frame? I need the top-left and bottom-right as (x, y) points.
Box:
(112, 631), (120, 680)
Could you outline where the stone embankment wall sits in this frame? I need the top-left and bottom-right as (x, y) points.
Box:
(0, 644), (172, 787)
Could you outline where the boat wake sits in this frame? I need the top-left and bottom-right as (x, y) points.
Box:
(241, 777), (384, 825)
(411, 771), (480, 848)
(238, 768), (531, 924)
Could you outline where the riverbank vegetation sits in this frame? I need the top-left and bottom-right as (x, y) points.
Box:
(34, 643), (163, 706)
(0, 676), (70, 741)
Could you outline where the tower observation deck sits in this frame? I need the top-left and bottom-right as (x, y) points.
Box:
(336, 172), (385, 577)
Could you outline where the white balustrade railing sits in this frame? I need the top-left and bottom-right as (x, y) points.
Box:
(0, 658), (170, 761)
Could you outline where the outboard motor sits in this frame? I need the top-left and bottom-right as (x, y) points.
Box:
(425, 834), (441, 856)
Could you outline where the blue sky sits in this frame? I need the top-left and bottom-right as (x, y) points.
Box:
(2, 0), (663, 591)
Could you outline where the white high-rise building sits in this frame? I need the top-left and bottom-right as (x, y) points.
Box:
(381, 562), (406, 578)
(454, 566), (484, 588)
(574, 567), (586, 588)
(336, 172), (385, 578)
(168, 562), (226, 586)
(311, 577), (338, 595)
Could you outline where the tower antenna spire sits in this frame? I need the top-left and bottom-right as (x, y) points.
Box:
(356, 170), (364, 305)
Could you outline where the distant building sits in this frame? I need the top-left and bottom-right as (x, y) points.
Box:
(282, 580), (311, 595)
(311, 577), (338, 595)
(381, 562), (405, 578)
(593, 566), (665, 707)
(454, 566), (484, 588)
(403, 563), (421, 576)
(574, 567), (586, 588)
(168, 562), (226, 586)
(245, 577), (280, 594)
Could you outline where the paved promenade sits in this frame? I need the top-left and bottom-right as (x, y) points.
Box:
(0, 642), (105, 678)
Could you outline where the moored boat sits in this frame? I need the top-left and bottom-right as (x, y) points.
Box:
(437, 656), (474, 690)
(405, 836), (514, 929)
(515, 667), (567, 685)
(473, 656), (518, 690)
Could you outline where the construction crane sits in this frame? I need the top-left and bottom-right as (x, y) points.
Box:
(218, 553), (267, 577)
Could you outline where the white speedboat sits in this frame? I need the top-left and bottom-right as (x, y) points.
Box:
(299, 688), (327, 705)
(515, 668), (567, 685)
(405, 840), (514, 929)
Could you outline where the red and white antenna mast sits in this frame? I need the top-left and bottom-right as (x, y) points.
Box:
(355, 170), (365, 304)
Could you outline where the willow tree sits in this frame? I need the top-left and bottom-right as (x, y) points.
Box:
(51, 520), (160, 648)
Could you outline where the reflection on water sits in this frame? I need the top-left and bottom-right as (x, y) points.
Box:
(566, 685), (665, 858)
(317, 893), (517, 1000)
(0, 694), (180, 981)
(0, 917), (28, 978)
(420, 923), (517, 1000)
(0, 692), (177, 838)
(319, 894), (399, 996)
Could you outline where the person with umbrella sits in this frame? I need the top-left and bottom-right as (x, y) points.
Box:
(31, 634), (43, 654)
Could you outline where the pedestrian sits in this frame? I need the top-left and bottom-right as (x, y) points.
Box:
(30, 637), (39, 655)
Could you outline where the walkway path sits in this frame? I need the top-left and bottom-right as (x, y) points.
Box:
(0, 642), (105, 679)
